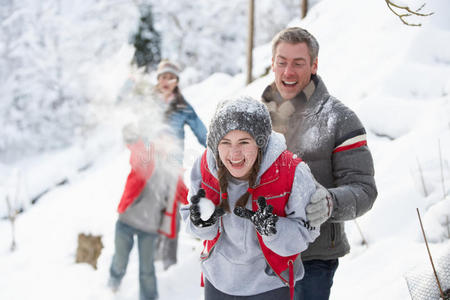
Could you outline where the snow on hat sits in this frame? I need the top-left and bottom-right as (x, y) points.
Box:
(207, 96), (272, 158)
(156, 60), (180, 79)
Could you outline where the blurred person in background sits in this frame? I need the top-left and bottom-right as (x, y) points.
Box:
(108, 59), (207, 300)
(151, 60), (207, 269)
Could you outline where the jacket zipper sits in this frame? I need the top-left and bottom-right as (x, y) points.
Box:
(201, 180), (219, 194)
(254, 175), (279, 188)
(330, 223), (336, 248)
(264, 192), (291, 200)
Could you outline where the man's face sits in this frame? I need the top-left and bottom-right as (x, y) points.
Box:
(272, 42), (318, 100)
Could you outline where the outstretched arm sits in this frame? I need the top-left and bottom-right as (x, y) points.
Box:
(185, 104), (207, 147)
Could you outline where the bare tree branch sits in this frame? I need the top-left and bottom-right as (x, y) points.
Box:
(416, 157), (428, 197)
(385, 0), (434, 27)
(438, 139), (447, 199)
(169, 12), (183, 32)
(354, 220), (368, 247)
(417, 208), (447, 299)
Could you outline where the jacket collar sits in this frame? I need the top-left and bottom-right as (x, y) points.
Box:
(303, 75), (330, 115)
(263, 74), (330, 117)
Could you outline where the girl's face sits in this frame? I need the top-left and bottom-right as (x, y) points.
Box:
(218, 130), (258, 180)
(157, 72), (178, 96)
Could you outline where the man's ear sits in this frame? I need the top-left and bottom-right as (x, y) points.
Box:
(271, 56), (275, 72)
(311, 57), (318, 75)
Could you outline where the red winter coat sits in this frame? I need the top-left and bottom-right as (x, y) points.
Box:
(117, 140), (188, 238)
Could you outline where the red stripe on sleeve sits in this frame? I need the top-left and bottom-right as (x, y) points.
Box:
(333, 140), (367, 153)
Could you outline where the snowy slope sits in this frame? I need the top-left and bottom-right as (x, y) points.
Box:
(1, 0), (450, 299)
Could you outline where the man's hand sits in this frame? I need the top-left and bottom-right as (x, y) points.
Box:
(234, 196), (278, 236)
(306, 184), (333, 227)
(189, 189), (225, 228)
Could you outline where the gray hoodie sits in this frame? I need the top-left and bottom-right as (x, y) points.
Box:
(119, 154), (179, 234)
(180, 132), (319, 296)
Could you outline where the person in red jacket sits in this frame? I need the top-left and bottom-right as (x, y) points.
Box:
(180, 96), (327, 300)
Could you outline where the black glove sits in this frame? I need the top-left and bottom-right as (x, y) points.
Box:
(189, 188), (225, 228)
(233, 196), (278, 236)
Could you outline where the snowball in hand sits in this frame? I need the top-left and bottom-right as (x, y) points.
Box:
(198, 198), (215, 221)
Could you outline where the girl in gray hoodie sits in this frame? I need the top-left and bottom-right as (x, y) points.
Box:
(180, 96), (321, 300)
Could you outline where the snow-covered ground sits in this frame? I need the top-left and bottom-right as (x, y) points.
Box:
(1, 0), (450, 299)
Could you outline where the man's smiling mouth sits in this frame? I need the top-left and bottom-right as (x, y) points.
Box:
(282, 80), (297, 86)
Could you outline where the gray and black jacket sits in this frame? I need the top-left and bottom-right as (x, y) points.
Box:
(261, 74), (377, 261)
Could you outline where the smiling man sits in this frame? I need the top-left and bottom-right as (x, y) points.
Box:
(273, 41), (317, 101)
(261, 27), (377, 300)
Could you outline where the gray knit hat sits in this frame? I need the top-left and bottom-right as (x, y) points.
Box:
(156, 59), (180, 79)
(207, 96), (272, 157)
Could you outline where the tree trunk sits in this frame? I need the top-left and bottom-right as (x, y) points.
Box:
(301, 0), (308, 19)
(246, 0), (254, 85)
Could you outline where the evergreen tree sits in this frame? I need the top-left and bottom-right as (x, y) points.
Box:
(132, 4), (161, 71)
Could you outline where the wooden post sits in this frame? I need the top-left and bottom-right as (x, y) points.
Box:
(301, 0), (308, 19)
(246, 0), (255, 85)
(6, 196), (17, 251)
